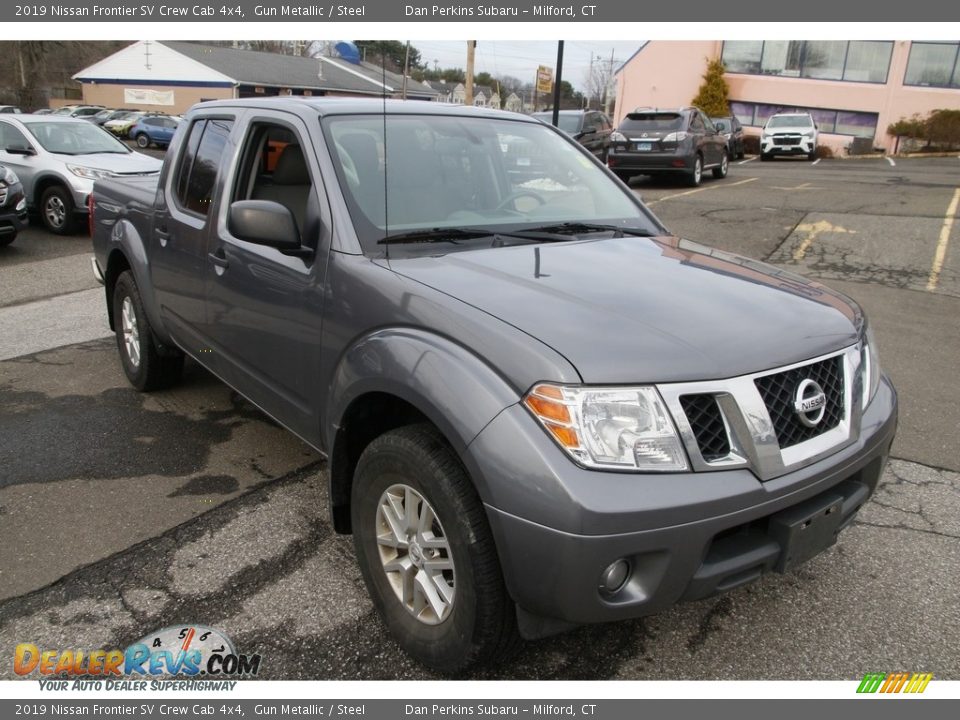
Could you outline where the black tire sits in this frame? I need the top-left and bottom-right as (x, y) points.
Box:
(112, 270), (184, 392)
(808, 150), (817, 161)
(135, 133), (150, 149)
(39, 185), (78, 235)
(712, 151), (729, 179)
(760, 153), (771, 162)
(686, 154), (703, 187)
(0, 235), (15, 247)
(613, 170), (634, 185)
(352, 424), (520, 673)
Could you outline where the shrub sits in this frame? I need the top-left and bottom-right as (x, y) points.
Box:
(690, 59), (731, 118)
(888, 109), (960, 150)
(815, 145), (834, 159)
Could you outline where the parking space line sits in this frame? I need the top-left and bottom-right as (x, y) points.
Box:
(926, 187), (960, 291)
(737, 157), (756, 165)
(812, 158), (821, 166)
(886, 156), (896, 167)
(648, 177), (758, 205)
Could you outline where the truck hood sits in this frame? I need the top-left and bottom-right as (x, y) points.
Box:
(391, 236), (862, 384)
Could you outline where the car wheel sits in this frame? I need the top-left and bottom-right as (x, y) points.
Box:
(352, 423), (520, 673)
(136, 134), (150, 149)
(112, 270), (184, 392)
(686, 155), (703, 187)
(0, 234), (15, 247)
(712, 151), (729, 179)
(808, 150), (817, 161)
(40, 185), (77, 235)
(760, 153), (771, 162)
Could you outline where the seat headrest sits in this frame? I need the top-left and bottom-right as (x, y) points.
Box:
(273, 144), (310, 185)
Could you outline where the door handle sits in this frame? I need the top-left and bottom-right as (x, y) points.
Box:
(155, 225), (170, 247)
(208, 250), (229, 270)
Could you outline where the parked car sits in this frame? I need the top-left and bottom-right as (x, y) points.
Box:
(532, 109), (613, 161)
(0, 115), (161, 234)
(0, 105), (22, 114)
(761, 112), (819, 161)
(32, 109), (53, 115)
(129, 115), (181, 149)
(0, 163), (29, 246)
(607, 107), (729, 186)
(104, 112), (145, 139)
(91, 98), (896, 672)
(710, 115), (745, 160)
(88, 109), (137, 126)
(52, 105), (105, 119)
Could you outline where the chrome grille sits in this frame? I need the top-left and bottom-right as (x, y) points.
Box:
(754, 356), (845, 449)
(680, 394), (730, 461)
(0, 186), (7, 207)
(773, 134), (801, 146)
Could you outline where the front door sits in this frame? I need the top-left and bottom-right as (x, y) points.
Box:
(203, 112), (330, 442)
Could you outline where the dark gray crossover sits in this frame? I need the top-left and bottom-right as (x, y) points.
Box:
(90, 98), (897, 672)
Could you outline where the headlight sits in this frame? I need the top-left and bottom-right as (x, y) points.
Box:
(524, 384), (688, 471)
(802, 130), (815, 138)
(0, 166), (18, 184)
(861, 326), (881, 410)
(67, 165), (116, 180)
(662, 131), (689, 143)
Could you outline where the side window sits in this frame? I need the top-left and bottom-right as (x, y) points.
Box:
(233, 122), (315, 240)
(173, 118), (234, 217)
(689, 113), (705, 133)
(0, 122), (31, 150)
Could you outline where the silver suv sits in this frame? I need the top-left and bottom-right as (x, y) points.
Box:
(0, 115), (161, 234)
(761, 112), (819, 161)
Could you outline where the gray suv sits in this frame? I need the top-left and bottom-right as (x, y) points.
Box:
(0, 115), (161, 234)
(608, 107), (729, 186)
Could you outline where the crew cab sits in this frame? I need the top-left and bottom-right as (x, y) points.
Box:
(91, 98), (897, 672)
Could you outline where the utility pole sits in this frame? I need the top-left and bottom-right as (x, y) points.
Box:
(551, 41), (564, 126)
(402, 41), (410, 100)
(465, 40), (476, 106)
(606, 48), (616, 116)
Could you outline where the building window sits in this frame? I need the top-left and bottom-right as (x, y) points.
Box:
(722, 41), (893, 84)
(731, 100), (877, 138)
(904, 42), (960, 88)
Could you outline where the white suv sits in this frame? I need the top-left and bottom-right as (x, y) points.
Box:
(760, 113), (818, 161)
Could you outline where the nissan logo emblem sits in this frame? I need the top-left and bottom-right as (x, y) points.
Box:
(794, 379), (827, 427)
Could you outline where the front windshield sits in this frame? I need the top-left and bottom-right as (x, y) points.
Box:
(323, 113), (656, 254)
(25, 121), (131, 155)
(533, 113), (582, 134)
(767, 115), (813, 129)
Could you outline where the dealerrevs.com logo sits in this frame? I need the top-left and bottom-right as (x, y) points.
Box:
(14, 625), (261, 688)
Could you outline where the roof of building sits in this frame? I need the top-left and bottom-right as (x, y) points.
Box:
(317, 57), (439, 98)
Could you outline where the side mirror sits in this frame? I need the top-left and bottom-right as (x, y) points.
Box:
(5, 145), (35, 156)
(228, 200), (308, 255)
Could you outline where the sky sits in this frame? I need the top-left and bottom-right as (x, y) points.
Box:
(406, 40), (643, 91)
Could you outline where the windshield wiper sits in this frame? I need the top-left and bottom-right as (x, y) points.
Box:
(377, 227), (495, 245)
(515, 222), (655, 238)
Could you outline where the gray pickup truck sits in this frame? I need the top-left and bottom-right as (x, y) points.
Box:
(91, 98), (897, 672)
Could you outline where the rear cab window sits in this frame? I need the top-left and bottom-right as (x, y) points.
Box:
(172, 117), (234, 217)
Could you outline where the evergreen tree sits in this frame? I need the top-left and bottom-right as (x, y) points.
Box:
(691, 59), (731, 117)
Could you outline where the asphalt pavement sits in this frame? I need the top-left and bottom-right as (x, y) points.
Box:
(0, 154), (958, 680)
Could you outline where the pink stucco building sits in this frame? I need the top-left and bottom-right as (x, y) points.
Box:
(614, 41), (960, 153)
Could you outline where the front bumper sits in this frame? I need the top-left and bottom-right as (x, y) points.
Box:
(468, 376), (897, 634)
(0, 193), (29, 238)
(762, 137), (815, 155)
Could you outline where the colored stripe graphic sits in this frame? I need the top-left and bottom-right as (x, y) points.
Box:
(857, 672), (932, 694)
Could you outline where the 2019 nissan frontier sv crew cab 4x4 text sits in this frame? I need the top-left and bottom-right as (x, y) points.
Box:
(90, 98), (897, 673)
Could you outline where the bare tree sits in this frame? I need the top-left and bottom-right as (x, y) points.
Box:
(583, 52), (617, 112)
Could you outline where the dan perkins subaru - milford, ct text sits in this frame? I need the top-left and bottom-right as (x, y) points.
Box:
(405, 4), (595, 16)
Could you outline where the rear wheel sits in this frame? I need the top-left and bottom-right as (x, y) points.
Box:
(686, 155), (703, 187)
(712, 151), (729, 179)
(40, 185), (77, 235)
(112, 270), (183, 391)
(351, 424), (520, 673)
(135, 133), (150, 149)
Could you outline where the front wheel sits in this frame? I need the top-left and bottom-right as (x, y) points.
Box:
(808, 150), (817, 161)
(351, 424), (519, 672)
(135, 133), (150, 149)
(686, 155), (703, 187)
(712, 151), (729, 179)
(112, 270), (184, 391)
(40, 185), (77, 235)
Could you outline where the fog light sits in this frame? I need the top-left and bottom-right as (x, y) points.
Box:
(599, 559), (630, 594)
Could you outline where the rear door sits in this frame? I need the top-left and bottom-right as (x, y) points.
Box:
(150, 113), (236, 354)
(203, 110), (331, 441)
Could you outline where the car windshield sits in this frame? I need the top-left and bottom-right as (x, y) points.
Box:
(323, 113), (657, 255)
(767, 115), (813, 129)
(25, 121), (131, 154)
(712, 119), (730, 131)
(533, 113), (582, 133)
(619, 112), (683, 133)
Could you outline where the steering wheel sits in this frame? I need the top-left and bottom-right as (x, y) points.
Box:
(495, 190), (547, 213)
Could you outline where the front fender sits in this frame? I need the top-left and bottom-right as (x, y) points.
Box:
(327, 327), (522, 500)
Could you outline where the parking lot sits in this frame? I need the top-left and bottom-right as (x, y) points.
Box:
(0, 154), (958, 680)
